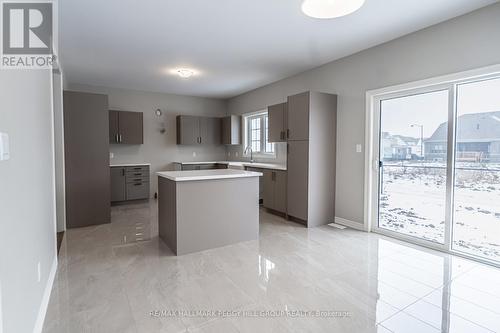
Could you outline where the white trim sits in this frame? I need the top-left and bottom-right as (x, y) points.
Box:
(335, 217), (366, 231)
(33, 256), (57, 333)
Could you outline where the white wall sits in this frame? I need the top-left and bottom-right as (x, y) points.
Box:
(226, 3), (500, 225)
(52, 72), (66, 232)
(67, 84), (228, 197)
(0, 70), (57, 332)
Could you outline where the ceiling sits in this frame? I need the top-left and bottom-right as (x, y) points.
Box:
(60, 0), (496, 99)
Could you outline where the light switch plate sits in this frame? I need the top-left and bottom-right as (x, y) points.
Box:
(356, 144), (362, 153)
(0, 132), (10, 161)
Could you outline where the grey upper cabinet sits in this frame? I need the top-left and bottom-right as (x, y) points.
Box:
(286, 91), (337, 227)
(200, 117), (221, 144)
(176, 115), (222, 145)
(222, 115), (241, 145)
(177, 116), (200, 145)
(110, 167), (126, 202)
(287, 92), (310, 141)
(64, 91), (110, 228)
(268, 102), (287, 142)
(109, 110), (143, 144)
(109, 110), (119, 143)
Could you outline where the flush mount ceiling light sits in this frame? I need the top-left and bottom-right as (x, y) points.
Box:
(176, 68), (195, 78)
(301, 0), (365, 19)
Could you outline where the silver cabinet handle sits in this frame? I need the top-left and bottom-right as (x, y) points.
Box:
(119, 134), (122, 143)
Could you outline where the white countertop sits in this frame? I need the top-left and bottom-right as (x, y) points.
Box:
(157, 169), (263, 182)
(110, 163), (151, 167)
(174, 161), (287, 171)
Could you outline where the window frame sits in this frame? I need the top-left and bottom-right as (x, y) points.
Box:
(243, 111), (276, 158)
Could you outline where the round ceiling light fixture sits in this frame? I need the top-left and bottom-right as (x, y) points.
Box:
(176, 68), (195, 79)
(301, 0), (365, 19)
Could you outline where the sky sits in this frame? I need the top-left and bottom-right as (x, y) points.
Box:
(380, 77), (500, 139)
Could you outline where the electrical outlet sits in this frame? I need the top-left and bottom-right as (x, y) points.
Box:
(192, 152), (197, 157)
(356, 144), (362, 153)
(0, 132), (10, 161)
(235, 152), (239, 157)
(37, 262), (41, 283)
(227, 151), (231, 157)
(110, 152), (114, 159)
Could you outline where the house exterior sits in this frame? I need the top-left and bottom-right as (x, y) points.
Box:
(381, 132), (422, 160)
(425, 111), (500, 162)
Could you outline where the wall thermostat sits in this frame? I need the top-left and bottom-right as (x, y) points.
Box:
(0, 132), (10, 161)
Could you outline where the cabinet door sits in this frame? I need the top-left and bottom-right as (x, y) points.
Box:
(221, 115), (241, 145)
(274, 170), (287, 213)
(119, 111), (143, 144)
(287, 92), (309, 141)
(110, 167), (126, 202)
(64, 91), (110, 228)
(109, 110), (119, 143)
(200, 117), (221, 144)
(287, 141), (309, 220)
(177, 115), (200, 145)
(268, 103), (286, 142)
(262, 170), (275, 210)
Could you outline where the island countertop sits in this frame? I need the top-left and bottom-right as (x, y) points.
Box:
(157, 169), (263, 182)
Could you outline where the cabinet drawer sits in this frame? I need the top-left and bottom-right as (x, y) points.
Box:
(126, 182), (150, 200)
(125, 176), (149, 184)
(125, 170), (149, 178)
(125, 165), (149, 173)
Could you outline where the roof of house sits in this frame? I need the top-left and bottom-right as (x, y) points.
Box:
(426, 111), (500, 143)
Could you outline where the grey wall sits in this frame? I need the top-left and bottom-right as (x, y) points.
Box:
(226, 3), (500, 225)
(67, 84), (228, 197)
(0, 70), (57, 332)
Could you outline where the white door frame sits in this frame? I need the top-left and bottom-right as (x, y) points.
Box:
(364, 64), (500, 266)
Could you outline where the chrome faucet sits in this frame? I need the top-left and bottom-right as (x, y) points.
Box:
(244, 145), (254, 163)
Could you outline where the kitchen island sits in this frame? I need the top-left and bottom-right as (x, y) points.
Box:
(157, 169), (262, 255)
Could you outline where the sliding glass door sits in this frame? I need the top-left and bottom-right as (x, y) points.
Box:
(374, 75), (500, 265)
(378, 90), (450, 244)
(452, 77), (500, 262)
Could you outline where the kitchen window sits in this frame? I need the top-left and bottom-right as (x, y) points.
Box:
(244, 111), (275, 156)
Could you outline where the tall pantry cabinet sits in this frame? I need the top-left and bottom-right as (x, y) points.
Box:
(286, 91), (337, 227)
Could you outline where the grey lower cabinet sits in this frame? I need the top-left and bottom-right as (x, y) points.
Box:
(179, 163), (227, 171)
(246, 167), (286, 213)
(222, 115), (241, 145)
(111, 165), (150, 202)
(263, 169), (287, 213)
(109, 110), (143, 144)
(268, 102), (287, 142)
(177, 115), (221, 145)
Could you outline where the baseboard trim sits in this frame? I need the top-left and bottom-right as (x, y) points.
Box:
(33, 255), (57, 333)
(334, 217), (366, 231)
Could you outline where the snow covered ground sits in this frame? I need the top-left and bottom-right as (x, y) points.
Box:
(379, 162), (500, 262)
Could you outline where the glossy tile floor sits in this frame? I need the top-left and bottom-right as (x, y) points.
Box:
(43, 201), (500, 333)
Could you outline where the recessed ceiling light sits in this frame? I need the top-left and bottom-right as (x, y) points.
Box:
(176, 68), (195, 78)
(301, 0), (365, 19)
